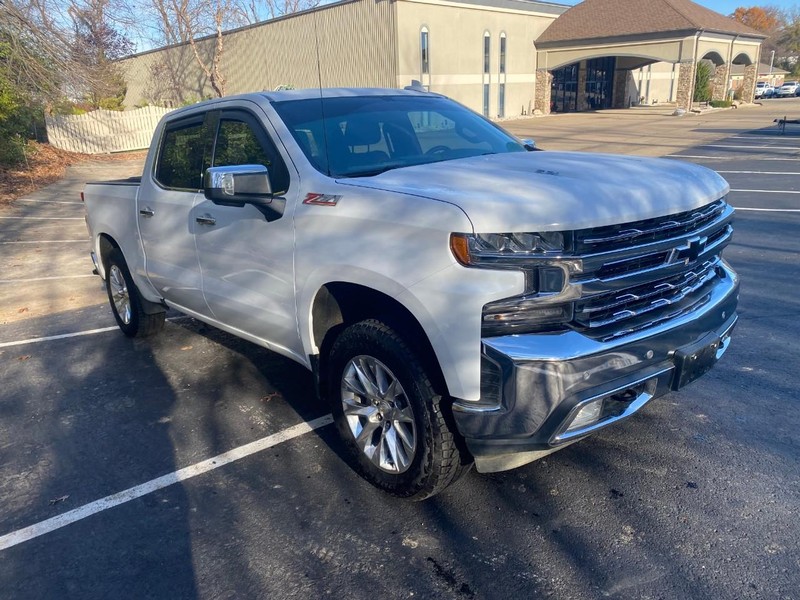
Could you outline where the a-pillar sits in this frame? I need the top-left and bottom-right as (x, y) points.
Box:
(712, 63), (730, 101)
(741, 63), (758, 103)
(534, 68), (552, 114)
(676, 60), (695, 111)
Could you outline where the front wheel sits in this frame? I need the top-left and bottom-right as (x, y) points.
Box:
(105, 248), (165, 338)
(328, 319), (471, 500)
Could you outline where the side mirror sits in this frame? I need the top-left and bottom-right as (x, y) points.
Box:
(203, 165), (285, 222)
(204, 164), (273, 204)
(521, 138), (541, 151)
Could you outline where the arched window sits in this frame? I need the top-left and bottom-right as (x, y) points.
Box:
(499, 32), (506, 75)
(421, 27), (430, 75)
(483, 31), (491, 74)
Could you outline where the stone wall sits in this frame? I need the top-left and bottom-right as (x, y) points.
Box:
(712, 63), (730, 101)
(576, 62), (588, 111)
(741, 63), (758, 103)
(676, 60), (695, 110)
(534, 68), (553, 114)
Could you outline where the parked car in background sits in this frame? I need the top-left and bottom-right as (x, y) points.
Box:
(755, 82), (775, 98)
(778, 81), (799, 97)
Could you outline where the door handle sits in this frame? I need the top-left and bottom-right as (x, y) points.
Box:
(139, 207), (155, 217)
(195, 214), (216, 226)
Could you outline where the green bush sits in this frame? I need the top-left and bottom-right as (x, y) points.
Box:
(694, 61), (713, 102)
(709, 100), (732, 108)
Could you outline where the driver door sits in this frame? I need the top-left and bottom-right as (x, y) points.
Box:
(194, 109), (302, 359)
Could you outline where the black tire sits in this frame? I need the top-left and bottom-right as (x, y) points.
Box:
(105, 248), (165, 338)
(328, 319), (472, 500)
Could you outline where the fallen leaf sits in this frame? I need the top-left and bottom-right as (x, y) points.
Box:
(49, 495), (69, 505)
(260, 392), (281, 402)
(17, 307), (29, 313)
(17, 355), (31, 361)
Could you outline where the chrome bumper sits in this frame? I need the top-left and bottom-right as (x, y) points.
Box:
(453, 262), (739, 473)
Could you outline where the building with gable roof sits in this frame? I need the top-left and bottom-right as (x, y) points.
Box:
(120, 0), (764, 118)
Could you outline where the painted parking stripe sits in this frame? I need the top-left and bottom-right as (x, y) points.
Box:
(0, 240), (88, 245)
(735, 207), (800, 212)
(14, 199), (83, 205)
(0, 217), (84, 221)
(716, 171), (800, 175)
(0, 415), (334, 552)
(0, 317), (192, 349)
(729, 189), (800, 194)
(0, 275), (95, 283)
(701, 144), (800, 150)
(0, 326), (119, 349)
(667, 155), (800, 161)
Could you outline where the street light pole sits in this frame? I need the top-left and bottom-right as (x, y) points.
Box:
(770, 50), (775, 86)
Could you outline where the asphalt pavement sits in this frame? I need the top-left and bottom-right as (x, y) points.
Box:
(0, 106), (798, 599)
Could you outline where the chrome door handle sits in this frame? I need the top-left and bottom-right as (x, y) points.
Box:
(195, 214), (216, 226)
(139, 207), (155, 217)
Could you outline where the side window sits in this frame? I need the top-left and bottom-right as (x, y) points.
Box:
(213, 117), (290, 193)
(155, 119), (208, 190)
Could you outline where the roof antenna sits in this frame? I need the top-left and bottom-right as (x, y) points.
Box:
(405, 79), (426, 92)
(313, 12), (331, 176)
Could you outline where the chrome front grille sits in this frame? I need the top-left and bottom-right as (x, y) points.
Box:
(571, 199), (734, 338)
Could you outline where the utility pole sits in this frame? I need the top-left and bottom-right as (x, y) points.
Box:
(770, 50), (775, 86)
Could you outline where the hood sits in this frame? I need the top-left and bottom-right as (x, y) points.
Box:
(338, 151), (729, 232)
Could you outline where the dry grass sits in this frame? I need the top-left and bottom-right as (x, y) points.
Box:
(0, 142), (147, 207)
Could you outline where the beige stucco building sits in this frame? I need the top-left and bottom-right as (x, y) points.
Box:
(121, 0), (764, 118)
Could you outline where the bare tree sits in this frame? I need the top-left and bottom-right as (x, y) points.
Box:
(1, 0), (133, 107)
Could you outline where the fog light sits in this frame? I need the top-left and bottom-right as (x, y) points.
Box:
(566, 398), (603, 432)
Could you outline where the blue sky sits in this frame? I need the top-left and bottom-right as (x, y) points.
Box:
(693, 1), (797, 15)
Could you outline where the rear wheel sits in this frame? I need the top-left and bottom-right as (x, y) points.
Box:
(328, 319), (471, 500)
(105, 248), (165, 338)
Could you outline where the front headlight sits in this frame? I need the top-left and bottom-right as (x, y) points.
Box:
(451, 232), (582, 336)
(450, 232), (569, 266)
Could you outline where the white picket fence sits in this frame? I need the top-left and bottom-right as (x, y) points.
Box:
(45, 106), (172, 154)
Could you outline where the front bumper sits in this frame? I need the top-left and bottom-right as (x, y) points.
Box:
(452, 262), (739, 473)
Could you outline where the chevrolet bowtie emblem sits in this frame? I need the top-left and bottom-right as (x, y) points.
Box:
(667, 235), (708, 266)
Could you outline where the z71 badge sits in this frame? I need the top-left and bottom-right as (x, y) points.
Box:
(303, 193), (342, 206)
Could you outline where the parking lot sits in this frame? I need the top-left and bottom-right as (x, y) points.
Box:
(1, 103), (798, 599)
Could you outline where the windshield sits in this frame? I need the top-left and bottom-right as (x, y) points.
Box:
(272, 94), (526, 178)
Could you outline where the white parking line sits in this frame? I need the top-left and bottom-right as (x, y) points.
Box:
(0, 326), (119, 349)
(0, 415), (334, 552)
(14, 199), (83, 205)
(702, 144), (800, 150)
(717, 171), (800, 175)
(668, 155), (800, 161)
(729, 189), (800, 194)
(0, 217), (84, 221)
(0, 275), (95, 284)
(0, 240), (88, 245)
(729, 135), (800, 140)
(735, 207), (800, 212)
(0, 317), (193, 349)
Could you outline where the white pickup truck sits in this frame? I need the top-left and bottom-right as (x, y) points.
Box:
(83, 88), (738, 499)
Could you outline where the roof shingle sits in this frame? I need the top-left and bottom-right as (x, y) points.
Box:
(537, 0), (766, 45)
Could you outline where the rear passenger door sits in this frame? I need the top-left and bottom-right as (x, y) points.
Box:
(193, 108), (302, 360)
(140, 113), (212, 316)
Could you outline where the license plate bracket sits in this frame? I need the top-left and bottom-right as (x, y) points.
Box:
(671, 331), (724, 390)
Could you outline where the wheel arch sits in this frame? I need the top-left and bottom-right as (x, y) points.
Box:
(311, 282), (448, 399)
